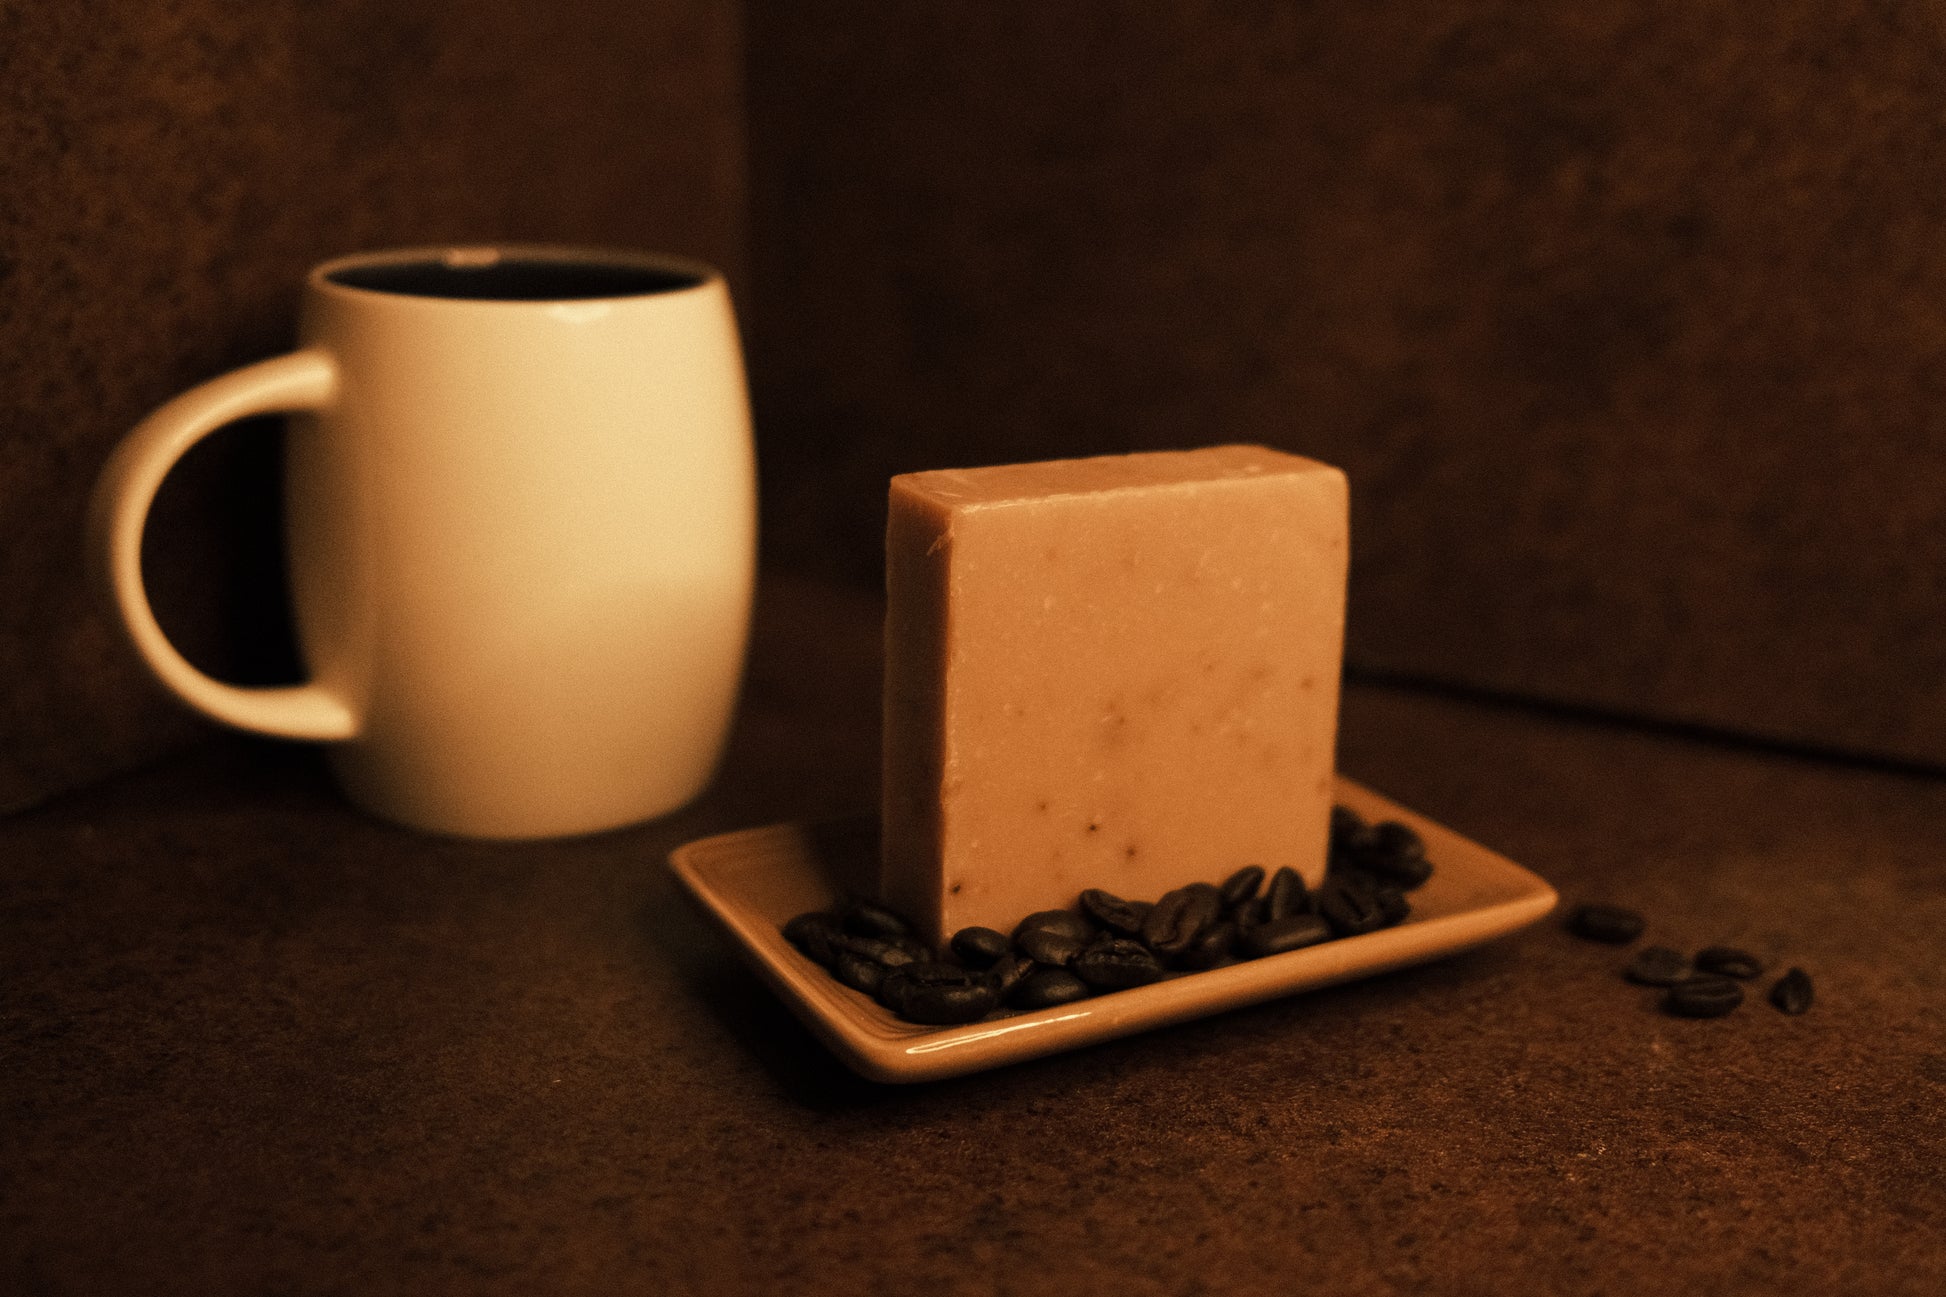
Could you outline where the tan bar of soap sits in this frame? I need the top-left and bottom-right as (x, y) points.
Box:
(882, 444), (1349, 947)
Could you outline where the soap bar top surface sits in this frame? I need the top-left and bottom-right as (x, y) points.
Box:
(893, 443), (1318, 506)
(882, 444), (1349, 946)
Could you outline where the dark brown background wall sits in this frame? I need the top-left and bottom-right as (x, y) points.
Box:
(747, 1), (1946, 769)
(0, 0), (744, 812)
(8, 0), (1946, 814)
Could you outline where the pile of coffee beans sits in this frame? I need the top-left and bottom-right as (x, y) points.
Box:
(1563, 901), (1813, 1018)
(784, 804), (1433, 1026)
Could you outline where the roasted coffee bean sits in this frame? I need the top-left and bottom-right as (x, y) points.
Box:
(1769, 967), (1814, 1015)
(873, 960), (970, 1006)
(877, 962), (998, 1024)
(1358, 824), (1434, 889)
(833, 933), (919, 969)
(1403, 856), (1437, 889)
(1371, 819), (1426, 862)
(1330, 806), (1379, 864)
(1010, 967), (1093, 1009)
(783, 912), (844, 966)
(1623, 946), (1690, 987)
(1016, 926), (1088, 967)
(1219, 865), (1266, 912)
(838, 898), (912, 941)
(1080, 888), (1151, 936)
(1318, 876), (1386, 937)
(1260, 866), (1309, 922)
(1340, 818), (1412, 869)
(1142, 885), (1221, 955)
(832, 948), (886, 995)
(910, 959), (984, 985)
(985, 953), (1035, 1000)
(1373, 884), (1411, 927)
(1566, 903), (1646, 944)
(1664, 974), (1744, 1019)
(1694, 946), (1764, 980)
(1323, 863), (1385, 901)
(1329, 804), (1369, 849)
(1241, 912), (1332, 958)
(1175, 919), (1239, 970)
(949, 925), (1010, 969)
(1378, 817), (1423, 850)
(1072, 938), (1166, 989)
(902, 980), (1000, 1024)
(1015, 909), (1097, 945)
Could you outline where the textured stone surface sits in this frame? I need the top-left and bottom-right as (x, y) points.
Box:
(3, 576), (1942, 1294)
(747, 1), (1946, 767)
(0, 0), (745, 812)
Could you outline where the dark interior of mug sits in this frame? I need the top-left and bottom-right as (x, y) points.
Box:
(325, 256), (703, 301)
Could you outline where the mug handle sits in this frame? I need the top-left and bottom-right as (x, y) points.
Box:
(87, 349), (360, 741)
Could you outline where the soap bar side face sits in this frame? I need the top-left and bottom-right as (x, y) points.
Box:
(882, 480), (953, 922)
(882, 447), (1349, 947)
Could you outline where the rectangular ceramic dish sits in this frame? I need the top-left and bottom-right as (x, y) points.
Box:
(669, 776), (1556, 1082)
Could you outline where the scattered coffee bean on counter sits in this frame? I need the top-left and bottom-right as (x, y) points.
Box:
(1693, 946), (1764, 980)
(1769, 967), (1815, 1015)
(1664, 974), (1745, 1019)
(1565, 903), (1647, 944)
(1622, 945), (1690, 987)
(1564, 899), (1814, 1020)
(783, 803), (1434, 1026)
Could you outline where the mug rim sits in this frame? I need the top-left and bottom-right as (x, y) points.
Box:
(308, 244), (721, 306)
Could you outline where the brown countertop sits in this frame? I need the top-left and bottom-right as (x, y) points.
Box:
(5, 575), (1943, 1295)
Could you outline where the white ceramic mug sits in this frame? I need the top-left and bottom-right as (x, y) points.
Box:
(90, 245), (756, 839)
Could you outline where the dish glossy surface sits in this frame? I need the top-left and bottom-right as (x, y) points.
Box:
(668, 777), (1557, 1082)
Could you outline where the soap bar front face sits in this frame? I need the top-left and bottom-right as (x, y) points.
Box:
(882, 445), (1349, 947)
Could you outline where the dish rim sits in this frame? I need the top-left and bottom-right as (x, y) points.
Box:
(668, 775), (1556, 1082)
